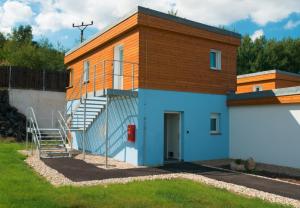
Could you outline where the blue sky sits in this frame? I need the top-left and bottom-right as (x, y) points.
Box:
(0, 0), (300, 51)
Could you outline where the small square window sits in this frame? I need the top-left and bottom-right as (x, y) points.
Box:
(210, 113), (220, 134)
(210, 49), (221, 70)
(253, 85), (263, 92)
(83, 60), (90, 83)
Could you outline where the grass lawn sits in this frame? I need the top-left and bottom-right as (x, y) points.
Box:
(0, 141), (292, 208)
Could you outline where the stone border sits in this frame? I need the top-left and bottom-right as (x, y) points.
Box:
(22, 152), (300, 208)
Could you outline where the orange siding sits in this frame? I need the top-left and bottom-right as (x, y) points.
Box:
(66, 29), (139, 100)
(237, 72), (300, 94)
(228, 94), (300, 106)
(276, 73), (300, 89)
(138, 14), (240, 94)
(65, 10), (241, 100)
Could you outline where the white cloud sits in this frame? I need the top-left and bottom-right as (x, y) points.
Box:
(0, 0), (34, 33)
(284, 19), (300, 29)
(1, 0), (300, 36)
(250, 29), (264, 41)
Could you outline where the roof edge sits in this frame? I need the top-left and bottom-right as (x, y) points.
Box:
(137, 6), (241, 39)
(65, 7), (138, 56)
(65, 6), (241, 57)
(237, 69), (300, 79)
(228, 86), (300, 101)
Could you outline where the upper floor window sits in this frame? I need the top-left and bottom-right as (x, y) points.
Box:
(83, 60), (89, 83)
(67, 68), (73, 87)
(210, 49), (221, 70)
(210, 113), (221, 134)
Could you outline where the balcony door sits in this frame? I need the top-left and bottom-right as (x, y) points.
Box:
(113, 45), (124, 89)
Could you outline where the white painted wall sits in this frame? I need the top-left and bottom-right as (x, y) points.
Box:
(229, 104), (300, 169)
(9, 89), (66, 128)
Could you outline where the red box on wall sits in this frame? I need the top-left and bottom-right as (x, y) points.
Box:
(127, 125), (136, 142)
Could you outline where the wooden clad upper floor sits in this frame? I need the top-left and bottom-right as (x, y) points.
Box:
(236, 70), (300, 94)
(65, 6), (241, 100)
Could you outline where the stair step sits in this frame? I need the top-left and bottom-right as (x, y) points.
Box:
(40, 140), (64, 143)
(74, 112), (99, 115)
(40, 135), (62, 138)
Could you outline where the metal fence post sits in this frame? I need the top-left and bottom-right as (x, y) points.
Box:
(42, 70), (46, 91)
(8, 66), (12, 90)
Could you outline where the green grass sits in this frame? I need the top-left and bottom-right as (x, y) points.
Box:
(0, 141), (292, 208)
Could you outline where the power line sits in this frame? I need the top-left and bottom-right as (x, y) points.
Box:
(72, 21), (94, 43)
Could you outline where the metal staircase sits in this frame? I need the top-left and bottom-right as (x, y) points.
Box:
(26, 107), (70, 158)
(70, 96), (107, 130)
(25, 60), (138, 162)
(65, 60), (138, 163)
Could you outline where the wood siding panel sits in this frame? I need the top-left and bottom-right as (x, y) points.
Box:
(139, 26), (238, 94)
(237, 72), (300, 94)
(66, 29), (139, 100)
(228, 94), (300, 106)
(236, 81), (276, 94)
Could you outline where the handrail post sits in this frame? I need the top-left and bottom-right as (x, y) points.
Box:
(25, 119), (29, 155)
(82, 98), (87, 160)
(132, 64), (134, 91)
(103, 61), (106, 92)
(93, 65), (96, 96)
(105, 95), (109, 168)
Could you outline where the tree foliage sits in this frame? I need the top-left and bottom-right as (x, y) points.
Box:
(237, 35), (300, 75)
(0, 25), (65, 71)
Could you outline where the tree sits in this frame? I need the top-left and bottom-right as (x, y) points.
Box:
(168, 3), (178, 16)
(10, 25), (33, 43)
(237, 36), (300, 75)
(0, 25), (65, 71)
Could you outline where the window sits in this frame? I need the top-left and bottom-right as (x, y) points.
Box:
(83, 60), (90, 83)
(253, 85), (263, 92)
(210, 113), (220, 134)
(67, 68), (73, 87)
(210, 49), (221, 70)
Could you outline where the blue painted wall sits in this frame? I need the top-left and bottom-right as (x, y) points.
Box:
(69, 89), (229, 166)
(138, 89), (229, 166)
(69, 96), (139, 165)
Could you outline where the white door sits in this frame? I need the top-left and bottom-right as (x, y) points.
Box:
(113, 45), (124, 89)
(164, 113), (180, 161)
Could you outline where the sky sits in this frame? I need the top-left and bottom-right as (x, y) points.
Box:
(0, 0), (300, 51)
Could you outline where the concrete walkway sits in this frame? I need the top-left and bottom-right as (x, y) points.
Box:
(42, 158), (300, 201)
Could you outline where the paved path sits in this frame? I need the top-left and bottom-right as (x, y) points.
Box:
(42, 158), (300, 200)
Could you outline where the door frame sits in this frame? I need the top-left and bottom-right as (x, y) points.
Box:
(163, 111), (182, 162)
(113, 45), (124, 89)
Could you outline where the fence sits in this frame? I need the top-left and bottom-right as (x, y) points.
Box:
(0, 66), (68, 92)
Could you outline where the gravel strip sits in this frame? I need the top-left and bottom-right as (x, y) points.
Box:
(22, 151), (300, 208)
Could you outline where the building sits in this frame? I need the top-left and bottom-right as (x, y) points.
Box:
(64, 6), (241, 166)
(237, 70), (300, 94)
(228, 86), (300, 169)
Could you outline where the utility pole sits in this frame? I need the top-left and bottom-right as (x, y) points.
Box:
(72, 21), (93, 43)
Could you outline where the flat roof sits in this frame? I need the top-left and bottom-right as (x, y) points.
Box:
(228, 86), (300, 101)
(66, 6), (241, 56)
(237, 69), (300, 79)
